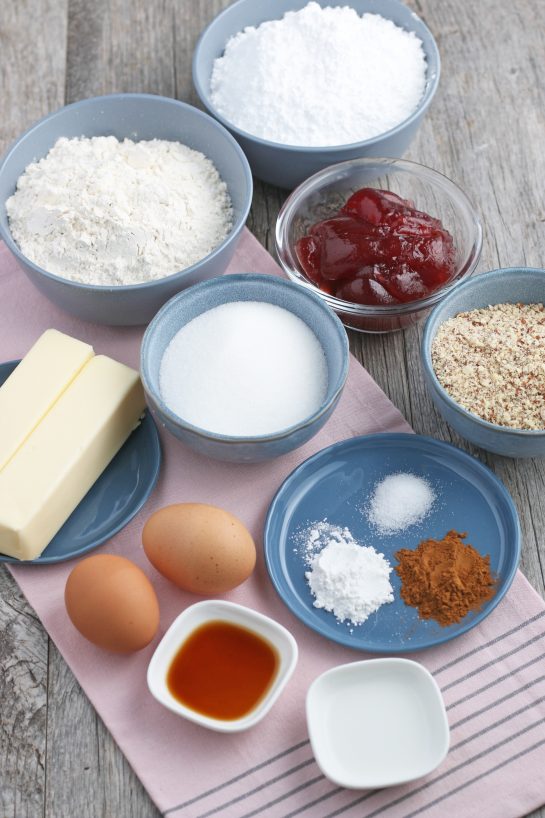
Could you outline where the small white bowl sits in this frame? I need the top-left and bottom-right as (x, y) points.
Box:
(147, 600), (298, 732)
(306, 658), (449, 789)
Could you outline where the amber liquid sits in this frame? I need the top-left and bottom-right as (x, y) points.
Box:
(167, 620), (279, 720)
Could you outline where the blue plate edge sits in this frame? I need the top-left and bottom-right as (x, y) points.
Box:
(264, 432), (522, 654)
(0, 359), (162, 565)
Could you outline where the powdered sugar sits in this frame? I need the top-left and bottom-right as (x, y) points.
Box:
(300, 523), (394, 626)
(210, 2), (427, 147)
(6, 136), (233, 286)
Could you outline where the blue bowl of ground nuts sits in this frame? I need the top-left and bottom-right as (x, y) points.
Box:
(422, 267), (545, 458)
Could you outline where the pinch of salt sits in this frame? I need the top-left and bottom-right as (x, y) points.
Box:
(367, 472), (435, 534)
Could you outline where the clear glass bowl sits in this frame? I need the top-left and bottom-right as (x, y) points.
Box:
(275, 158), (483, 333)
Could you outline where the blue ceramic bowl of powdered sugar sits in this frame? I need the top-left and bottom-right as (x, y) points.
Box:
(0, 94), (252, 325)
(193, 0), (440, 189)
(140, 274), (349, 463)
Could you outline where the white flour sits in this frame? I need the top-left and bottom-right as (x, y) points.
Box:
(210, 2), (427, 147)
(6, 136), (233, 286)
(303, 524), (394, 626)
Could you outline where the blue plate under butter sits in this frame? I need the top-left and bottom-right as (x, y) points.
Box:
(0, 360), (161, 565)
(264, 433), (521, 653)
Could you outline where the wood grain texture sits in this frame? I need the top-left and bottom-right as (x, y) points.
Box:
(1, 0), (544, 816)
(0, 3), (66, 817)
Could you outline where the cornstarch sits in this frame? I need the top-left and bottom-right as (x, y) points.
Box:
(6, 136), (233, 286)
(302, 523), (394, 626)
(210, 2), (427, 147)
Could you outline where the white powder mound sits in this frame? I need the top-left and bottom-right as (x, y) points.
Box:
(6, 136), (233, 286)
(367, 472), (435, 534)
(159, 301), (328, 436)
(210, 2), (427, 147)
(297, 520), (357, 565)
(306, 536), (394, 626)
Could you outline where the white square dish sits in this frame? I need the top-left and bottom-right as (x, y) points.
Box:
(306, 658), (449, 788)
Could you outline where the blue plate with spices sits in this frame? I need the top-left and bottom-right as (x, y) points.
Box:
(264, 433), (521, 652)
(0, 360), (162, 565)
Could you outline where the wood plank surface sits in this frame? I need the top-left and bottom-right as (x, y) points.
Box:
(0, 0), (544, 816)
(0, 4), (67, 817)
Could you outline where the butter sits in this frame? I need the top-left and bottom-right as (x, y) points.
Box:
(0, 355), (146, 561)
(0, 329), (94, 472)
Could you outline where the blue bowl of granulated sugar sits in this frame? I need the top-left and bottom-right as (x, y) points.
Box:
(140, 274), (349, 463)
(192, 0), (440, 189)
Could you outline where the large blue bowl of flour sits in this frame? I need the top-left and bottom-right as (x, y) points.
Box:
(141, 274), (349, 463)
(0, 94), (252, 325)
(422, 267), (545, 457)
(193, 0), (440, 189)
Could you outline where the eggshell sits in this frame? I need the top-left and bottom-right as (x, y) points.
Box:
(65, 554), (160, 653)
(142, 503), (256, 595)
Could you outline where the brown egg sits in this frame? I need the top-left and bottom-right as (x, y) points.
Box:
(142, 503), (256, 595)
(65, 554), (160, 653)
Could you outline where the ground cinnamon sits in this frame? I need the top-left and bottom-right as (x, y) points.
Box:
(395, 530), (496, 627)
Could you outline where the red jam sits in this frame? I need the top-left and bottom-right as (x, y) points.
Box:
(295, 188), (457, 306)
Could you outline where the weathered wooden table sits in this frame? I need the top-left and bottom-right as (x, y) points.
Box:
(1, 1), (544, 816)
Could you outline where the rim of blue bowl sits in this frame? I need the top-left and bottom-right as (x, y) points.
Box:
(140, 273), (350, 445)
(0, 93), (253, 293)
(276, 156), (483, 316)
(422, 266), (545, 437)
(192, 0), (441, 152)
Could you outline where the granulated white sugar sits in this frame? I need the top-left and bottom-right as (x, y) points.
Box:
(159, 301), (328, 436)
(210, 2), (427, 147)
(367, 472), (435, 534)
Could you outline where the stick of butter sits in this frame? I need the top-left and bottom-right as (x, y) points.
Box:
(0, 355), (146, 561)
(0, 329), (94, 472)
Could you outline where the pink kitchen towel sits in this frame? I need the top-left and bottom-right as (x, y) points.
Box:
(2, 231), (545, 818)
